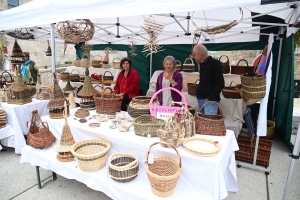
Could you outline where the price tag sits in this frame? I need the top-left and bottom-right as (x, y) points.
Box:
(156, 112), (172, 120)
(148, 153), (154, 164)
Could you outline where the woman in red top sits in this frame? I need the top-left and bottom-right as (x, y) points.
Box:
(115, 57), (140, 111)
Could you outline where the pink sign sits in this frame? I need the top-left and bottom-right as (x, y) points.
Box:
(149, 87), (188, 117)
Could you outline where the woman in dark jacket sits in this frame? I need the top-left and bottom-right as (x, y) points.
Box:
(115, 57), (140, 111)
(155, 56), (183, 106)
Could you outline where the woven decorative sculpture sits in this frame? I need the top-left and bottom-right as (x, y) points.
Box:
(55, 19), (95, 43)
(36, 86), (51, 100)
(54, 101), (75, 162)
(6, 28), (34, 40)
(141, 16), (165, 56)
(77, 67), (99, 109)
(191, 8), (243, 35)
(6, 65), (32, 104)
(62, 79), (76, 97)
(0, 102), (6, 128)
(10, 39), (25, 64)
(68, 93), (76, 109)
(128, 39), (137, 57)
(47, 73), (70, 119)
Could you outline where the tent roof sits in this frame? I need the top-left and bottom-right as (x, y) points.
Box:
(0, 0), (299, 44)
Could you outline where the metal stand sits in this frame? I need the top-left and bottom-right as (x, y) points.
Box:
(237, 136), (271, 175)
(36, 166), (57, 189)
(282, 123), (300, 200)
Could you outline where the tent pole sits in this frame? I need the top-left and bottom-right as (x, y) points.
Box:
(150, 53), (153, 80)
(50, 23), (56, 73)
(272, 28), (284, 119)
(283, 122), (300, 200)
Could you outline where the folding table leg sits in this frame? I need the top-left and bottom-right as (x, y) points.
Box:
(36, 166), (57, 189)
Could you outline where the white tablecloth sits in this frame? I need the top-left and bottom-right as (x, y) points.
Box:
(1, 99), (49, 154)
(21, 108), (239, 200)
(0, 125), (14, 150)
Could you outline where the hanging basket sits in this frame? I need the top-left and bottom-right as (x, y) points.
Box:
(112, 57), (121, 69)
(231, 59), (254, 75)
(174, 60), (182, 71)
(6, 28), (34, 40)
(219, 55), (230, 74)
(182, 58), (195, 72)
(145, 141), (182, 197)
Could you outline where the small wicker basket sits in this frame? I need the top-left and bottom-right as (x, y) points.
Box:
(231, 59), (254, 75)
(187, 79), (199, 96)
(112, 57), (121, 69)
(174, 60), (182, 71)
(182, 58), (195, 72)
(103, 71), (114, 86)
(75, 109), (90, 118)
(108, 153), (139, 182)
(69, 69), (80, 82)
(219, 55), (230, 74)
(133, 115), (165, 137)
(222, 81), (241, 99)
(91, 55), (103, 68)
(71, 139), (111, 172)
(145, 141), (181, 197)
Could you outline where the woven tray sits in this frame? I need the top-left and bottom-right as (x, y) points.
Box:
(183, 137), (221, 156)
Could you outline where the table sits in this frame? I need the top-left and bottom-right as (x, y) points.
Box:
(1, 99), (49, 153)
(20, 108), (239, 200)
(0, 125), (14, 150)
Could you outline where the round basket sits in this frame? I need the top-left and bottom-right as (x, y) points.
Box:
(182, 58), (195, 72)
(187, 79), (199, 96)
(175, 60), (182, 71)
(108, 153), (139, 182)
(145, 141), (181, 197)
(75, 109), (90, 118)
(222, 81), (241, 99)
(133, 115), (164, 137)
(183, 137), (221, 156)
(91, 55), (103, 68)
(71, 139), (111, 172)
(219, 55), (230, 74)
(93, 88), (122, 115)
(261, 120), (276, 140)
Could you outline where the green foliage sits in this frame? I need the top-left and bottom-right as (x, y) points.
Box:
(294, 29), (300, 49)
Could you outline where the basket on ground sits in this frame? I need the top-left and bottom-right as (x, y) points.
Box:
(133, 115), (164, 137)
(94, 88), (122, 115)
(145, 141), (181, 197)
(71, 139), (111, 172)
(109, 153), (139, 182)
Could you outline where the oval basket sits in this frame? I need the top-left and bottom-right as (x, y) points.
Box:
(108, 153), (139, 182)
(182, 58), (195, 72)
(71, 139), (111, 172)
(69, 69), (80, 82)
(183, 137), (222, 156)
(222, 81), (241, 99)
(219, 55), (230, 74)
(127, 96), (158, 118)
(174, 60), (182, 71)
(60, 72), (70, 82)
(133, 115), (164, 137)
(231, 59), (254, 75)
(91, 55), (103, 68)
(75, 108), (90, 118)
(103, 71), (114, 86)
(145, 141), (181, 197)
(187, 79), (199, 96)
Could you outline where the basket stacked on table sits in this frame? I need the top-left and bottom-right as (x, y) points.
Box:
(102, 71), (114, 86)
(222, 81), (241, 99)
(127, 96), (158, 118)
(219, 55), (230, 74)
(91, 55), (103, 68)
(231, 59), (254, 75)
(60, 72), (70, 82)
(94, 88), (122, 115)
(133, 115), (164, 137)
(187, 79), (199, 96)
(109, 153), (139, 182)
(69, 69), (80, 82)
(71, 139), (111, 172)
(182, 58), (195, 72)
(174, 60), (182, 71)
(145, 142), (182, 197)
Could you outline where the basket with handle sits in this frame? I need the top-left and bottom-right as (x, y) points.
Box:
(80, 53), (90, 68)
(195, 101), (226, 136)
(112, 57), (121, 69)
(219, 55), (230, 74)
(241, 73), (266, 99)
(127, 96), (158, 118)
(71, 139), (111, 172)
(0, 71), (14, 88)
(231, 59), (254, 75)
(132, 115), (165, 137)
(108, 153), (139, 182)
(103, 71), (114, 86)
(69, 69), (80, 82)
(145, 141), (182, 197)
(222, 81), (241, 99)
(182, 58), (195, 72)
(60, 72), (70, 82)
(91, 55), (103, 68)
(93, 87), (122, 115)
(187, 79), (199, 96)
(174, 60), (182, 71)
(72, 55), (81, 67)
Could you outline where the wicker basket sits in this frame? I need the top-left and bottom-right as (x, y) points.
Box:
(75, 109), (90, 118)
(103, 71), (114, 86)
(182, 58), (195, 72)
(72, 59), (81, 67)
(71, 139), (111, 172)
(241, 73), (266, 99)
(1, 71), (14, 88)
(108, 153), (139, 182)
(112, 57), (121, 69)
(222, 81), (241, 99)
(219, 55), (230, 74)
(145, 141), (181, 197)
(195, 101), (226, 136)
(175, 60), (182, 71)
(91, 55), (103, 68)
(235, 134), (272, 167)
(0, 103), (6, 128)
(60, 72), (70, 82)
(133, 115), (165, 137)
(93, 88), (122, 115)
(187, 79), (199, 96)
(231, 59), (254, 75)
(127, 96), (158, 118)
(80, 53), (90, 68)
(69, 69), (80, 82)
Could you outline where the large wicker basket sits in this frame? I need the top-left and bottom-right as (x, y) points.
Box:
(133, 115), (164, 137)
(145, 141), (181, 197)
(241, 73), (266, 99)
(94, 88), (122, 115)
(80, 53), (90, 68)
(187, 79), (199, 96)
(71, 139), (111, 172)
(108, 153), (139, 182)
(219, 55), (230, 74)
(182, 58), (195, 72)
(222, 81), (241, 99)
(231, 59), (254, 75)
(127, 96), (158, 118)
(195, 101), (226, 136)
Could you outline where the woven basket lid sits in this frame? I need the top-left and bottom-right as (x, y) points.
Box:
(47, 73), (69, 109)
(11, 39), (25, 57)
(77, 68), (98, 98)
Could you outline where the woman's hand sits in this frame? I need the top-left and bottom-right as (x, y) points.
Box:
(163, 72), (173, 80)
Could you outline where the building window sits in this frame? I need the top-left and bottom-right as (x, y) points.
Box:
(8, 0), (19, 9)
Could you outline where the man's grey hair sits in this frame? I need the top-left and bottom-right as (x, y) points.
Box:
(193, 44), (208, 56)
(163, 55), (176, 68)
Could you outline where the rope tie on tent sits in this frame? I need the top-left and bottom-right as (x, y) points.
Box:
(191, 8), (244, 35)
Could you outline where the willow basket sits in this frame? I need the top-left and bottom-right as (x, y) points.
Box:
(145, 142), (181, 197)
(109, 153), (139, 182)
(219, 55), (230, 74)
(71, 139), (111, 172)
(187, 79), (199, 96)
(231, 59), (254, 75)
(133, 115), (165, 137)
(174, 60), (182, 71)
(94, 88), (122, 115)
(182, 58), (195, 72)
(222, 81), (241, 99)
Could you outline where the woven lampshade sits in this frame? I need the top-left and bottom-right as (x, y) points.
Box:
(54, 101), (75, 162)
(47, 73), (70, 119)
(45, 40), (52, 56)
(10, 39), (25, 64)
(7, 65), (32, 104)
